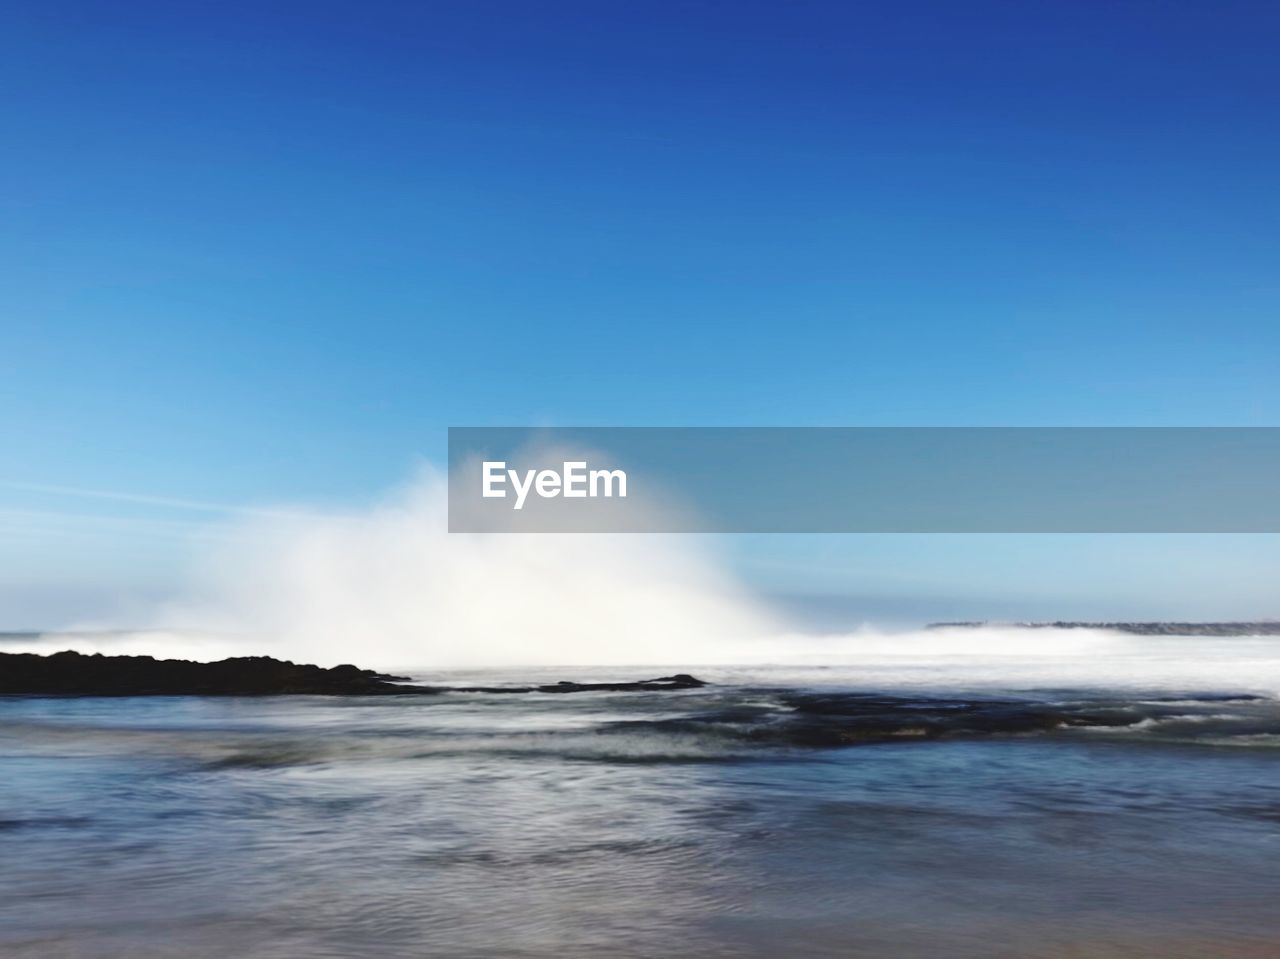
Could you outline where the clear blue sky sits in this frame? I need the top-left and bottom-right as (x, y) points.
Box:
(2, 1), (1278, 627)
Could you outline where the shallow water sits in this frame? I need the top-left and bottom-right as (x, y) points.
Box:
(2, 663), (1280, 958)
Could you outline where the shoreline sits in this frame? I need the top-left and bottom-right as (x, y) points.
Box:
(0, 650), (708, 697)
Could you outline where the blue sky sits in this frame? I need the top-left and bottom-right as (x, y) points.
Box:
(2, 1), (1278, 627)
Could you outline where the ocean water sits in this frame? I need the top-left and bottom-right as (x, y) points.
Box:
(2, 649), (1280, 958)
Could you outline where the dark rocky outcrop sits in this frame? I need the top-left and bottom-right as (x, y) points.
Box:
(0, 652), (710, 698)
(453, 673), (709, 694)
(0, 651), (433, 696)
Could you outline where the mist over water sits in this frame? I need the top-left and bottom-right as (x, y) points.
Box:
(15, 470), (1280, 697)
(52, 470), (778, 668)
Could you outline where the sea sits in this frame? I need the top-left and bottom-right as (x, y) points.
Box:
(2, 634), (1280, 958)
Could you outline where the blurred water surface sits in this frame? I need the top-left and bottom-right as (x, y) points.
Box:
(2, 662), (1279, 958)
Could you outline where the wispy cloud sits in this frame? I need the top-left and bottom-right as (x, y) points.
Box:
(0, 507), (231, 541)
(0, 481), (312, 520)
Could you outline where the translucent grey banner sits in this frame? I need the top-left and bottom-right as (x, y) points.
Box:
(447, 427), (1280, 533)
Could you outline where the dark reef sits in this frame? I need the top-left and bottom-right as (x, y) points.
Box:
(770, 693), (1145, 746)
(0, 651), (708, 697)
(0, 650), (430, 696)
(452, 674), (707, 694)
(599, 690), (1268, 749)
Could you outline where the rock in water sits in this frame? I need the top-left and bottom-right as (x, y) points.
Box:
(0, 650), (436, 696)
(0, 652), (711, 698)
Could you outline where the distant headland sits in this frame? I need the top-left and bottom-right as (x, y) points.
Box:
(926, 621), (1280, 636)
